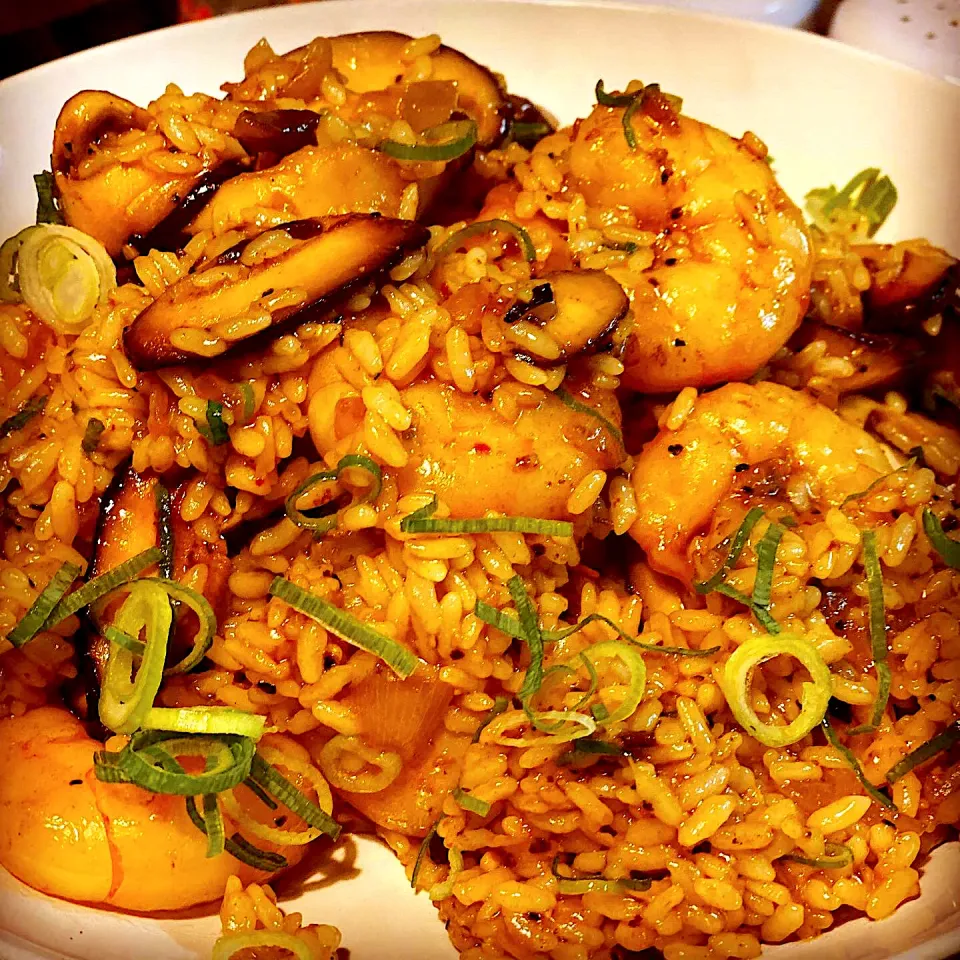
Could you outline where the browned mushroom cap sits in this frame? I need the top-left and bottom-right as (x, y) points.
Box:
(328, 32), (506, 147)
(52, 91), (204, 257)
(507, 270), (629, 362)
(123, 214), (429, 370)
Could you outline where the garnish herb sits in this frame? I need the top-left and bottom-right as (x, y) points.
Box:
(885, 720), (960, 784)
(81, 417), (106, 454)
(452, 787), (492, 817)
(695, 507), (765, 594)
(805, 167), (898, 239)
(553, 387), (625, 453)
(752, 521), (785, 609)
(436, 219), (536, 262)
(285, 455), (382, 534)
(0, 395), (48, 439)
(34, 171), (64, 225)
(196, 400), (229, 445)
(849, 530), (890, 735)
(380, 119), (478, 162)
(923, 508), (960, 569)
(472, 696), (509, 743)
(821, 718), (896, 809)
(5, 562), (82, 648)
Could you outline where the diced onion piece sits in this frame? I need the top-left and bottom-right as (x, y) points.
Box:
(436, 219), (536, 262)
(142, 706), (267, 739)
(99, 581), (172, 734)
(5, 562), (82, 648)
(15, 224), (116, 333)
(318, 734), (402, 794)
(269, 577), (417, 678)
(721, 633), (831, 747)
(212, 931), (314, 960)
(380, 119), (477, 162)
(452, 787), (491, 816)
(885, 720), (960, 785)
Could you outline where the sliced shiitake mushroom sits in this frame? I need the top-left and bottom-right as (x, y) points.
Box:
(505, 270), (628, 362)
(327, 32), (506, 147)
(124, 214), (429, 369)
(52, 91), (206, 257)
(189, 144), (410, 235)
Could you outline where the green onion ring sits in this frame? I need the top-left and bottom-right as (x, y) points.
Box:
(436, 219), (536, 263)
(380, 119), (477, 162)
(142, 706), (267, 739)
(452, 786), (491, 816)
(248, 752), (341, 840)
(569, 641), (646, 726)
(269, 577), (416, 679)
(285, 455), (382, 534)
(5, 562), (82, 648)
(184, 797), (289, 870)
(721, 633), (831, 747)
(212, 931), (314, 960)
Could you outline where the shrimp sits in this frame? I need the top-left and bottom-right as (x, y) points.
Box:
(628, 381), (893, 580)
(562, 97), (813, 392)
(0, 707), (298, 910)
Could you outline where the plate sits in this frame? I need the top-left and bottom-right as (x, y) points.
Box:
(0, 2), (959, 957)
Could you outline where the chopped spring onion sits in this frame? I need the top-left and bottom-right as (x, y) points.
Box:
(508, 575), (545, 702)
(5, 562), (81, 648)
(248, 752), (341, 840)
(473, 696), (509, 743)
(428, 846), (464, 901)
(380, 119), (478, 162)
(0, 395), (48, 439)
(81, 417), (106, 454)
(885, 720), (960, 784)
(400, 504), (572, 537)
(547, 611), (721, 658)
(436, 219), (536, 263)
(571, 641), (646, 726)
(554, 387), (624, 453)
(849, 530), (890, 735)
(212, 932), (313, 960)
(715, 582), (781, 634)
(695, 507), (765, 594)
(721, 633), (832, 747)
(805, 168), (898, 239)
(219, 787), (320, 848)
(12, 224), (117, 334)
(481, 708), (597, 746)
(45, 546), (162, 626)
(142, 706), (267, 739)
(203, 793), (226, 858)
(411, 819), (441, 890)
(474, 600), (528, 642)
(510, 121), (552, 146)
(269, 577), (417, 678)
(155, 484), (173, 578)
(285, 455), (382, 534)
(151, 577), (217, 675)
(595, 79), (639, 107)
(622, 94), (644, 149)
(923, 508), (960, 569)
(552, 854), (652, 894)
(237, 381), (256, 424)
(0, 228), (29, 302)
(196, 400), (229, 445)
(783, 841), (854, 870)
(842, 458), (916, 507)
(99, 581), (172, 734)
(98, 730), (255, 795)
(752, 521), (785, 609)
(318, 734), (402, 793)
(34, 171), (63, 225)
(184, 797), (288, 870)
(558, 738), (623, 765)
(821, 718), (896, 809)
(103, 624), (145, 656)
(452, 787), (492, 816)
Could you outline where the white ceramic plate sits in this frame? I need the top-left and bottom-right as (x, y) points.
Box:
(1, 3), (959, 958)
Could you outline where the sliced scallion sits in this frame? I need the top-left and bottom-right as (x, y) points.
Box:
(572, 641), (646, 726)
(473, 696), (509, 743)
(554, 387), (624, 453)
(436, 219), (536, 263)
(196, 399), (229, 445)
(248, 752), (341, 840)
(885, 720), (960, 784)
(805, 168), (898, 239)
(551, 854), (652, 894)
(842, 458), (915, 507)
(547, 611), (720, 657)
(821, 718), (896, 809)
(510, 121), (551, 146)
(34, 171), (63, 225)
(752, 521), (785, 609)
(715, 582), (781, 634)
(401, 511), (572, 537)
(508, 575), (544, 702)
(102, 624), (145, 656)
(219, 787), (321, 848)
(695, 507), (765, 594)
(721, 633), (831, 747)
(45, 546), (162, 626)
(152, 577), (216, 675)
(783, 841), (854, 869)
(5, 562), (82, 648)
(212, 932), (313, 960)
(185, 797), (288, 871)
(380, 119), (478, 162)
(269, 577), (417, 679)
(237, 382), (256, 424)
(622, 95), (644, 150)
(923, 508), (960, 569)
(143, 707), (267, 739)
(558, 738), (623, 765)
(452, 786), (492, 816)
(0, 395), (48, 439)
(595, 79), (639, 107)
(202, 793), (226, 858)
(849, 530), (890, 735)
(155, 484), (173, 579)
(411, 819), (441, 890)
(81, 417), (106, 454)
(285, 455), (382, 534)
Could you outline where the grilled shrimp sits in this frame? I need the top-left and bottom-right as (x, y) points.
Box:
(628, 381), (893, 580)
(0, 707), (299, 910)
(564, 98), (813, 392)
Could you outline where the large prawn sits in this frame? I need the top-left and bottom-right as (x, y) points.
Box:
(560, 94), (814, 392)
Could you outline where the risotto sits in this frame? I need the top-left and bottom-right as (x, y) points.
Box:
(0, 28), (958, 960)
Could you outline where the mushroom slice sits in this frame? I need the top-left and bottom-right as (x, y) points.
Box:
(328, 32), (506, 147)
(124, 214), (429, 369)
(52, 91), (203, 257)
(506, 270), (629, 362)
